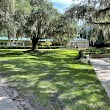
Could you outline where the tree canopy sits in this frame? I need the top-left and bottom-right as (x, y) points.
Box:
(66, 0), (110, 31)
(0, 0), (76, 50)
(65, 0), (110, 42)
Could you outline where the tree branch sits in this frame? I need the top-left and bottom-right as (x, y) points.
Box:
(87, 21), (110, 24)
(96, 6), (110, 13)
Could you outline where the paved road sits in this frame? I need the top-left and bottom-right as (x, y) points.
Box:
(90, 58), (110, 98)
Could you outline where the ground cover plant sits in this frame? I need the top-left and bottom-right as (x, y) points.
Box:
(0, 49), (110, 110)
(84, 48), (110, 55)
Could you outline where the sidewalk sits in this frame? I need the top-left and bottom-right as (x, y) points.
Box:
(0, 79), (19, 110)
(90, 58), (110, 98)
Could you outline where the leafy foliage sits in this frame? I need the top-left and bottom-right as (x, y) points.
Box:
(66, 0), (110, 42)
(0, 0), (76, 50)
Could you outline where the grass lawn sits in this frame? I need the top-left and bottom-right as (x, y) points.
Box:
(0, 49), (29, 52)
(0, 49), (110, 110)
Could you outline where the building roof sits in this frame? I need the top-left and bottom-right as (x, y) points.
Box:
(0, 37), (30, 41)
(0, 37), (53, 42)
(74, 38), (88, 42)
(39, 39), (53, 42)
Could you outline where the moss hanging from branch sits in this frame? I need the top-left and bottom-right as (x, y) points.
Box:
(66, 0), (110, 39)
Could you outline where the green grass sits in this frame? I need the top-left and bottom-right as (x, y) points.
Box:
(0, 49), (29, 52)
(0, 49), (110, 110)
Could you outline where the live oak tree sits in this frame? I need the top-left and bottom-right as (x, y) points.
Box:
(66, 0), (110, 41)
(14, 0), (31, 39)
(0, 0), (30, 38)
(24, 0), (60, 51)
(0, 0), (15, 37)
(78, 25), (105, 45)
(0, 0), (76, 50)
(24, 0), (76, 51)
(50, 14), (77, 46)
(0, 0), (54, 50)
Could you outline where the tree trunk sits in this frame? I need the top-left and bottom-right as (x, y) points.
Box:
(32, 36), (39, 51)
(32, 26), (41, 51)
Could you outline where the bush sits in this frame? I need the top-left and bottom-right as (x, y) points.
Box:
(93, 42), (109, 48)
(0, 46), (64, 49)
(0, 46), (31, 49)
(75, 50), (84, 60)
(84, 48), (110, 55)
(37, 46), (64, 49)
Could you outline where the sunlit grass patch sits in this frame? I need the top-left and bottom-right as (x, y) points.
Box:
(0, 49), (110, 110)
(0, 49), (28, 52)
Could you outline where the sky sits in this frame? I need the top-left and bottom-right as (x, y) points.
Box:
(50, 0), (84, 13)
(50, 0), (73, 13)
(50, 0), (84, 26)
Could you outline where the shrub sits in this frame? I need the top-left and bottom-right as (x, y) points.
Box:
(0, 46), (64, 49)
(84, 48), (110, 55)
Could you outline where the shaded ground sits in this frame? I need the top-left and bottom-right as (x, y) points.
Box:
(0, 49), (110, 110)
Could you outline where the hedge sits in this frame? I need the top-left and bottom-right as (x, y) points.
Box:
(84, 48), (110, 55)
(0, 46), (64, 49)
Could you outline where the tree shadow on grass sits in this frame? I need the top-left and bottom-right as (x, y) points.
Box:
(0, 50), (110, 110)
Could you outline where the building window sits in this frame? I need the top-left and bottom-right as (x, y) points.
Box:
(0, 42), (7, 46)
(4, 42), (7, 45)
(0, 42), (3, 45)
(78, 43), (84, 46)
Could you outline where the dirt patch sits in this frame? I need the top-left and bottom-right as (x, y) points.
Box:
(2, 86), (34, 110)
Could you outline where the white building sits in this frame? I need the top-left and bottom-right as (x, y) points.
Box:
(0, 37), (31, 46)
(0, 37), (53, 47)
(67, 37), (89, 48)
